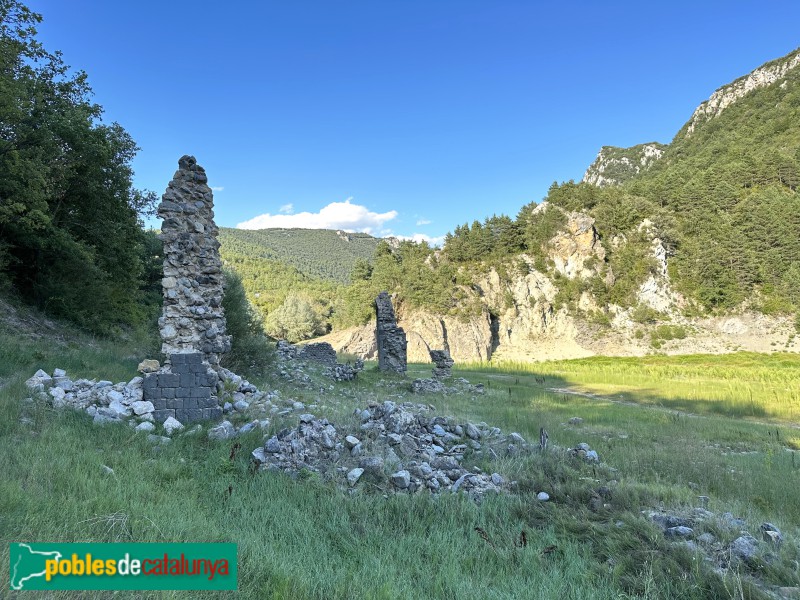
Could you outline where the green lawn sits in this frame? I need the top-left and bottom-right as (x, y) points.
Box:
(2, 322), (799, 598)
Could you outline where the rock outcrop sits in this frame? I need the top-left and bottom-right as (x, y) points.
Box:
(310, 207), (799, 363)
(157, 155), (230, 367)
(686, 48), (800, 136)
(582, 143), (666, 187)
(375, 292), (407, 374)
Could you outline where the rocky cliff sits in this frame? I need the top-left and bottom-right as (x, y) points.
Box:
(685, 48), (800, 136)
(314, 207), (798, 363)
(582, 143), (666, 187)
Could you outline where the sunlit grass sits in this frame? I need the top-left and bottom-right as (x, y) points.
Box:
(458, 353), (800, 423)
(2, 313), (799, 598)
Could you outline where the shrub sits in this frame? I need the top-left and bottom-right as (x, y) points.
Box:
(221, 269), (274, 377)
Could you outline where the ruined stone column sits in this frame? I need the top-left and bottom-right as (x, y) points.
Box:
(429, 349), (454, 380)
(375, 291), (407, 374)
(157, 155), (231, 367)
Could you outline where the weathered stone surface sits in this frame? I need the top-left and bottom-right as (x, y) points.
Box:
(375, 292), (407, 374)
(157, 155), (230, 366)
(138, 359), (160, 374)
(665, 526), (694, 538)
(761, 522), (783, 545)
(347, 468), (364, 486)
(730, 534), (759, 565)
(208, 420), (236, 441)
(163, 416), (184, 436)
(297, 342), (337, 366)
(429, 349), (454, 379)
(391, 470), (411, 488)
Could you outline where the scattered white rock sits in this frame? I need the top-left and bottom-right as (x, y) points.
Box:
(537, 491), (550, 501)
(208, 420), (236, 441)
(347, 468), (364, 486)
(135, 421), (156, 433)
(163, 417), (184, 436)
(131, 400), (154, 416)
(108, 400), (132, 418)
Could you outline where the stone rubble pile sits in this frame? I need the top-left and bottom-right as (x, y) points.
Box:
(275, 340), (363, 382)
(24, 365), (279, 441)
(647, 508), (786, 572)
(252, 399), (539, 500)
(568, 442), (600, 462)
(375, 292), (407, 374)
(411, 376), (485, 395)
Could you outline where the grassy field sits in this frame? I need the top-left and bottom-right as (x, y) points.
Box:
(2, 315), (800, 598)
(466, 353), (800, 424)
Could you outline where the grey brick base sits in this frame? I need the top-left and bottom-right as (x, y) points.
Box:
(143, 353), (221, 423)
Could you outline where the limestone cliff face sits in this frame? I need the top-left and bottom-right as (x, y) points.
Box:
(536, 204), (606, 278)
(686, 48), (800, 136)
(314, 309), (492, 364)
(582, 143), (665, 187)
(314, 208), (796, 362)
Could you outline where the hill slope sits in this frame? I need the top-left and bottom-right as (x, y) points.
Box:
(219, 228), (382, 284)
(314, 47), (800, 360)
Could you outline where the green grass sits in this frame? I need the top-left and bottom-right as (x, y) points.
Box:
(467, 353), (800, 423)
(2, 311), (799, 598)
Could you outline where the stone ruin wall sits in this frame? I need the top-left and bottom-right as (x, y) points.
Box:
(145, 155), (231, 423)
(157, 155), (231, 367)
(375, 291), (407, 374)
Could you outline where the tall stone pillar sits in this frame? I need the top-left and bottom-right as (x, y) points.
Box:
(375, 291), (407, 374)
(157, 155), (231, 367)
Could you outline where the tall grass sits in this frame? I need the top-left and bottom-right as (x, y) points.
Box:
(2, 314), (798, 598)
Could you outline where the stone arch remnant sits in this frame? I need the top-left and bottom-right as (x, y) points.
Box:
(143, 155), (231, 424)
(375, 291), (407, 374)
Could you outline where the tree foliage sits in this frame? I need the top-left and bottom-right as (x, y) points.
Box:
(0, 1), (157, 332)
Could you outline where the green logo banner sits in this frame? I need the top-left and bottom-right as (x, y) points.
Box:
(9, 543), (237, 590)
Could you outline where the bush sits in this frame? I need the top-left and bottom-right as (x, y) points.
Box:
(631, 304), (662, 324)
(221, 269), (273, 377)
(264, 293), (325, 343)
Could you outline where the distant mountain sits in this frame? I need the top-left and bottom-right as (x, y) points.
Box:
(583, 47), (800, 186)
(219, 228), (382, 284)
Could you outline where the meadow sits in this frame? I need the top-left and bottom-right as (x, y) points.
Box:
(1, 322), (799, 599)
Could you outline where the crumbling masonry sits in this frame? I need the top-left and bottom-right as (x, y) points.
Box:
(157, 155), (231, 365)
(375, 291), (407, 374)
(143, 155), (230, 423)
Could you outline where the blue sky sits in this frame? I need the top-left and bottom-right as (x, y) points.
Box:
(29, 1), (800, 243)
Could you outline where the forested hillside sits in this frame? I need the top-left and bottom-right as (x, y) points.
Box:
(0, 1), (161, 333)
(218, 228), (386, 341)
(219, 228), (381, 284)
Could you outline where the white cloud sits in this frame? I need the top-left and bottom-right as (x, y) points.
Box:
(210, 186), (224, 192)
(416, 218), (432, 226)
(394, 233), (445, 247)
(279, 203), (294, 214)
(237, 199), (398, 234)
